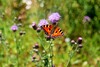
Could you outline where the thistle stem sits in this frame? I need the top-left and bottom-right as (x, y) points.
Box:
(49, 39), (53, 67)
(37, 33), (46, 67)
(66, 45), (78, 67)
(15, 33), (19, 67)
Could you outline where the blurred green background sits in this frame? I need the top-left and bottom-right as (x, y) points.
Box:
(0, 0), (100, 67)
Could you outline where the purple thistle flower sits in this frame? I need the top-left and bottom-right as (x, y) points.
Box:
(38, 19), (49, 27)
(83, 16), (91, 23)
(11, 24), (18, 32)
(48, 12), (61, 24)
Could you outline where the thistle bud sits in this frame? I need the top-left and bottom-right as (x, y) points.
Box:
(32, 22), (37, 30)
(32, 55), (36, 62)
(71, 40), (75, 44)
(78, 44), (83, 48)
(77, 37), (82, 44)
(45, 36), (51, 41)
(36, 27), (41, 32)
(33, 43), (39, 49)
(19, 31), (25, 36)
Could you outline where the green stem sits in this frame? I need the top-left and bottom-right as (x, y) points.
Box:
(37, 33), (46, 67)
(49, 39), (53, 67)
(66, 45), (78, 67)
(37, 33), (45, 50)
(15, 33), (19, 67)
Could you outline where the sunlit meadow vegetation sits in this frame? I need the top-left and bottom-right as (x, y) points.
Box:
(0, 0), (100, 67)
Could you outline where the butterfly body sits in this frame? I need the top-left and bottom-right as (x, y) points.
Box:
(41, 24), (64, 38)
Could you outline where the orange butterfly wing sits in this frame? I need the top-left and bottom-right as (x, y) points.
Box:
(41, 25), (53, 36)
(51, 27), (64, 38)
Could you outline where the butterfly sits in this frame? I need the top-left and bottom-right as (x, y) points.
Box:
(41, 24), (64, 38)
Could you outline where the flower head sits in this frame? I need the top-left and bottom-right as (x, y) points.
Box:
(19, 31), (26, 36)
(71, 40), (75, 44)
(48, 12), (61, 24)
(32, 55), (36, 62)
(77, 37), (82, 44)
(11, 24), (18, 32)
(45, 36), (52, 41)
(32, 22), (37, 30)
(78, 44), (83, 48)
(83, 16), (91, 23)
(38, 19), (48, 27)
(33, 43), (39, 49)
(36, 27), (41, 32)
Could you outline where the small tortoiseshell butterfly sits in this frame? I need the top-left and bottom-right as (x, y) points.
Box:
(41, 24), (64, 38)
